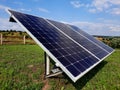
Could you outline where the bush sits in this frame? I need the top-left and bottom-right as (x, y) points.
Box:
(110, 38), (120, 48)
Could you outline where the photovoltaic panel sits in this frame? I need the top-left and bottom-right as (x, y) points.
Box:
(47, 20), (113, 59)
(69, 25), (114, 53)
(7, 9), (114, 82)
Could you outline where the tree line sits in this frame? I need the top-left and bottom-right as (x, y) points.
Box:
(0, 30), (120, 48)
(0, 30), (31, 39)
(102, 37), (120, 48)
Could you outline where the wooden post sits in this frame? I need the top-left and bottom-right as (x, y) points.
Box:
(23, 35), (26, 44)
(0, 34), (2, 45)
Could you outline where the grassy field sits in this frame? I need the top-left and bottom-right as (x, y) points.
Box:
(0, 45), (120, 90)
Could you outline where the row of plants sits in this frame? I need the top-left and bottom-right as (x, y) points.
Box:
(100, 37), (120, 48)
(1, 30), (120, 48)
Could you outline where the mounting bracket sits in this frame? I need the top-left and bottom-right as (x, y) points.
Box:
(44, 52), (63, 78)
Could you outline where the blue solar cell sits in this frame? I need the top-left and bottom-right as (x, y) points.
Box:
(84, 58), (94, 65)
(8, 9), (113, 82)
(47, 20), (110, 59)
(74, 62), (86, 72)
(69, 25), (114, 53)
(57, 49), (69, 55)
(66, 65), (81, 77)
(79, 60), (90, 68)
(58, 57), (71, 66)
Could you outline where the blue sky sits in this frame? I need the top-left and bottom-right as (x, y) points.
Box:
(0, 0), (120, 36)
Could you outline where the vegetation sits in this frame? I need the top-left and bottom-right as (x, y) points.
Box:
(0, 45), (44, 90)
(110, 38), (120, 48)
(95, 36), (120, 48)
(0, 45), (120, 90)
(0, 30), (35, 45)
(0, 30), (30, 38)
(0, 30), (120, 48)
(1, 30), (120, 48)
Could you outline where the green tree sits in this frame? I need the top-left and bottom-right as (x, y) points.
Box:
(110, 38), (120, 48)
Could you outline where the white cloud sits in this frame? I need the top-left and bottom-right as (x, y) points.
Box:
(110, 26), (120, 32)
(13, 2), (23, 6)
(0, 5), (10, 10)
(88, 8), (96, 13)
(109, 0), (120, 5)
(70, 0), (120, 15)
(0, 18), (22, 31)
(38, 8), (49, 13)
(60, 21), (70, 24)
(91, 0), (111, 12)
(19, 8), (31, 12)
(97, 18), (120, 24)
(89, 0), (120, 15)
(70, 1), (84, 8)
(71, 21), (120, 36)
(110, 8), (120, 15)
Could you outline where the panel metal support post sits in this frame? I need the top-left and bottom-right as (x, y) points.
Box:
(44, 52), (50, 76)
(44, 52), (63, 78)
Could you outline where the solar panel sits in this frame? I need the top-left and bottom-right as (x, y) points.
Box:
(7, 9), (114, 82)
(47, 20), (113, 59)
(69, 25), (114, 53)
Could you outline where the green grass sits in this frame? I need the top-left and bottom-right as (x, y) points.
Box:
(0, 45), (120, 90)
(0, 45), (44, 90)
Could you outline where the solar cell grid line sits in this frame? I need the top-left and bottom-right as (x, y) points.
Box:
(70, 25), (114, 53)
(45, 19), (101, 60)
(7, 9), (101, 82)
(47, 19), (109, 59)
(69, 25), (114, 53)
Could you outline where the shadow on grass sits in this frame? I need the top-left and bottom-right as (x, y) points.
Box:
(64, 61), (108, 90)
(48, 61), (107, 90)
